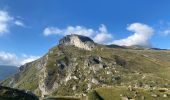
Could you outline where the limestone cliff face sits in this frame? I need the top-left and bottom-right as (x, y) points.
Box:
(39, 65), (59, 97)
(59, 34), (96, 51)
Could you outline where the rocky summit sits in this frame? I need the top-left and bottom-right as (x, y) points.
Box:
(1, 35), (170, 100)
(59, 34), (96, 51)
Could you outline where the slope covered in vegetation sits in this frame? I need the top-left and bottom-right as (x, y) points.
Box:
(1, 35), (170, 100)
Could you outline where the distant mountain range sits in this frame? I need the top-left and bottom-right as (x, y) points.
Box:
(0, 65), (18, 81)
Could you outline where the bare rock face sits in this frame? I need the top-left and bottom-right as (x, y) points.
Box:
(59, 34), (96, 51)
(39, 66), (59, 97)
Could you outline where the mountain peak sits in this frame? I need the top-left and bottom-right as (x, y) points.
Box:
(59, 34), (96, 50)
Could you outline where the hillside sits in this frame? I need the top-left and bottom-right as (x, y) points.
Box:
(1, 34), (170, 100)
(88, 86), (170, 100)
(0, 65), (18, 81)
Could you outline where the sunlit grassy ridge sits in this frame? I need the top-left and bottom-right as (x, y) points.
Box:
(88, 86), (170, 100)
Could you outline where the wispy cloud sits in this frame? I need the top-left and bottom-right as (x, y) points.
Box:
(43, 24), (113, 44)
(14, 20), (25, 27)
(0, 10), (13, 36)
(163, 29), (170, 36)
(93, 25), (113, 43)
(155, 21), (170, 36)
(20, 55), (40, 65)
(44, 26), (95, 37)
(43, 23), (155, 46)
(0, 10), (25, 36)
(0, 51), (40, 66)
(113, 23), (154, 47)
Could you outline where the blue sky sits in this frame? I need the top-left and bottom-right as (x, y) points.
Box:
(0, 0), (170, 66)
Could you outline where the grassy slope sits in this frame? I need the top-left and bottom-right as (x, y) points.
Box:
(88, 86), (170, 100)
(1, 45), (170, 99)
(46, 45), (170, 99)
(0, 61), (40, 97)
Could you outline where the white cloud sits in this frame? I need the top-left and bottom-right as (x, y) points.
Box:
(43, 24), (113, 44)
(93, 33), (112, 44)
(0, 10), (13, 35)
(0, 10), (25, 36)
(14, 20), (25, 27)
(0, 51), (40, 66)
(113, 23), (154, 47)
(93, 24), (113, 44)
(43, 27), (63, 36)
(0, 51), (17, 66)
(162, 29), (170, 36)
(44, 26), (95, 37)
(43, 23), (155, 46)
(20, 55), (40, 65)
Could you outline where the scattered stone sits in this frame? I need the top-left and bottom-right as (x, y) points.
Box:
(72, 76), (78, 80)
(151, 94), (158, 97)
(106, 71), (112, 75)
(72, 85), (76, 91)
(65, 74), (72, 83)
(142, 75), (146, 79)
(163, 94), (168, 98)
(121, 97), (134, 100)
(99, 64), (104, 69)
(92, 78), (99, 84)
(141, 96), (145, 100)
(121, 97), (129, 100)
(128, 85), (133, 91)
(144, 85), (151, 89)
(87, 83), (92, 90)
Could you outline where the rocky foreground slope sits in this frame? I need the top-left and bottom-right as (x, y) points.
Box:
(1, 34), (170, 100)
(0, 86), (38, 100)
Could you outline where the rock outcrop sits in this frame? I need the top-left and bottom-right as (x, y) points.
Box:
(59, 34), (96, 51)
